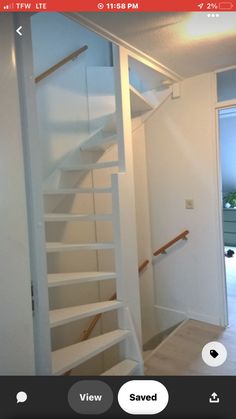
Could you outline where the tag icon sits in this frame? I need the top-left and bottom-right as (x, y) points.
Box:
(202, 342), (227, 367)
(210, 349), (219, 358)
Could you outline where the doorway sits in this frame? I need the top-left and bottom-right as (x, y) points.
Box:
(218, 106), (236, 330)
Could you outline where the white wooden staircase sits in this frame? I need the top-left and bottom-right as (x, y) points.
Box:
(42, 52), (171, 376)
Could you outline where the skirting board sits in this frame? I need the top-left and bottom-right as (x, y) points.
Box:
(154, 305), (187, 335)
(187, 311), (221, 326)
(155, 305), (220, 327)
(155, 304), (186, 316)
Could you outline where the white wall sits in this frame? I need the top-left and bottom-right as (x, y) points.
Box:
(145, 73), (224, 332)
(87, 66), (115, 132)
(31, 12), (112, 178)
(132, 124), (157, 344)
(0, 14), (35, 374)
(219, 111), (236, 193)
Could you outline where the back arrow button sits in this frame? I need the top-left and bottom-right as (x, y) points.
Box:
(16, 26), (23, 36)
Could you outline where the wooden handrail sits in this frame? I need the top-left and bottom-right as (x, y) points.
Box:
(138, 259), (149, 273)
(35, 45), (88, 83)
(79, 292), (117, 342)
(79, 259), (149, 342)
(64, 260), (149, 375)
(153, 230), (189, 256)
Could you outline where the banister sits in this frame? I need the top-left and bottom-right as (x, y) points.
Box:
(153, 230), (189, 256)
(35, 45), (88, 83)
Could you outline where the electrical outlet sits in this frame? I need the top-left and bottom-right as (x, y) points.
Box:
(185, 199), (194, 209)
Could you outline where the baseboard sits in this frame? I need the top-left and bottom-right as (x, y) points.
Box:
(154, 305), (220, 327)
(155, 304), (186, 316)
(187, 311), (220, 326)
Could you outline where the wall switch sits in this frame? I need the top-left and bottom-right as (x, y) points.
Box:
(172, 83), (181, 99)
(185, 199), (194, 209)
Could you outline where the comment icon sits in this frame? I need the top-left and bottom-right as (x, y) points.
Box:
(16, 391), (27, 404)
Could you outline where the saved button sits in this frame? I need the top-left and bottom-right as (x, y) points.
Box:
(118, 380), (169, 415)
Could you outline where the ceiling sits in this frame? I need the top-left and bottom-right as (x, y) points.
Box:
(80, 12), (236, 79)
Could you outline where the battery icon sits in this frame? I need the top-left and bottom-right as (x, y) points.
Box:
(219, 2), (234, 9)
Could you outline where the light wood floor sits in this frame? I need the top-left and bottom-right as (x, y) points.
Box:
(145, 251), (236, 376)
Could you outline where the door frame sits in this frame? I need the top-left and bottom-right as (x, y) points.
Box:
(14, 13), (52, 374)
(214, 76), (236, 327)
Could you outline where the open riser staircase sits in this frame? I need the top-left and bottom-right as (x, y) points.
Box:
(42, 48), (172, 376)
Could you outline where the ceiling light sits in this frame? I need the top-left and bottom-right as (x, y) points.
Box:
(185, 12), (236, 39)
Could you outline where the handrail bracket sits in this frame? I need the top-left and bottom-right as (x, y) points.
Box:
(153, 230), (189, 257)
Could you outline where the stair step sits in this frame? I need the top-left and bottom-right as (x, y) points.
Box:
(101, 359), (138, 376)
(102, 112), (143, 135)
(62, 160), (119, 172)
(46, 242), (114, 253)
(81, 133), (117, 152)
(52, 329), (130, 375)
(48, 271), (116, 288)
(45, 213), (112, 222)
(44, 187), (112, 195)
(50, 300), (123, 328)
(130, 85), (153, 116)
(103, 114), (116, 134)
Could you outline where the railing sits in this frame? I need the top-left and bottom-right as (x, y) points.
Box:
(138, 259), (149, 272)
(79, 259), (149, 342)
(153, 230), (189, 256)
(35, 45), (88, 83)
(78, 229), (189, 345)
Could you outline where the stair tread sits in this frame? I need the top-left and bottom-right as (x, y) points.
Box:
(130, 85), (154, 115)
(50, 300), (123, 328)
(52, 329), (130, 375)
(44, 187), (112, 195)
(62, 160), (119, 171)
(81, 133), (117, 152)
(45, 213), (112, 222)
(46, 242), (114, 252)
(48, 271), (116, 287)
(101, 359), (137, 376)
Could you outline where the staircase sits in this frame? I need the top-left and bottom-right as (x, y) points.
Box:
(42, 49), (171, 376)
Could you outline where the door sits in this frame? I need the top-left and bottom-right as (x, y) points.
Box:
(217, 105), (236, 328)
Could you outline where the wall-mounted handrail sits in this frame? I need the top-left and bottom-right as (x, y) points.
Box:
(153, 230), (189, 256)
(138, 259), (149, 272)
(79, 259), (149, 342)
(35, 45), (88, 83)
(63, 259), (149, 374)
(79, 292), (116, 343)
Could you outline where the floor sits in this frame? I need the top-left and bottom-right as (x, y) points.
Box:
(145, 247), (236, 375)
